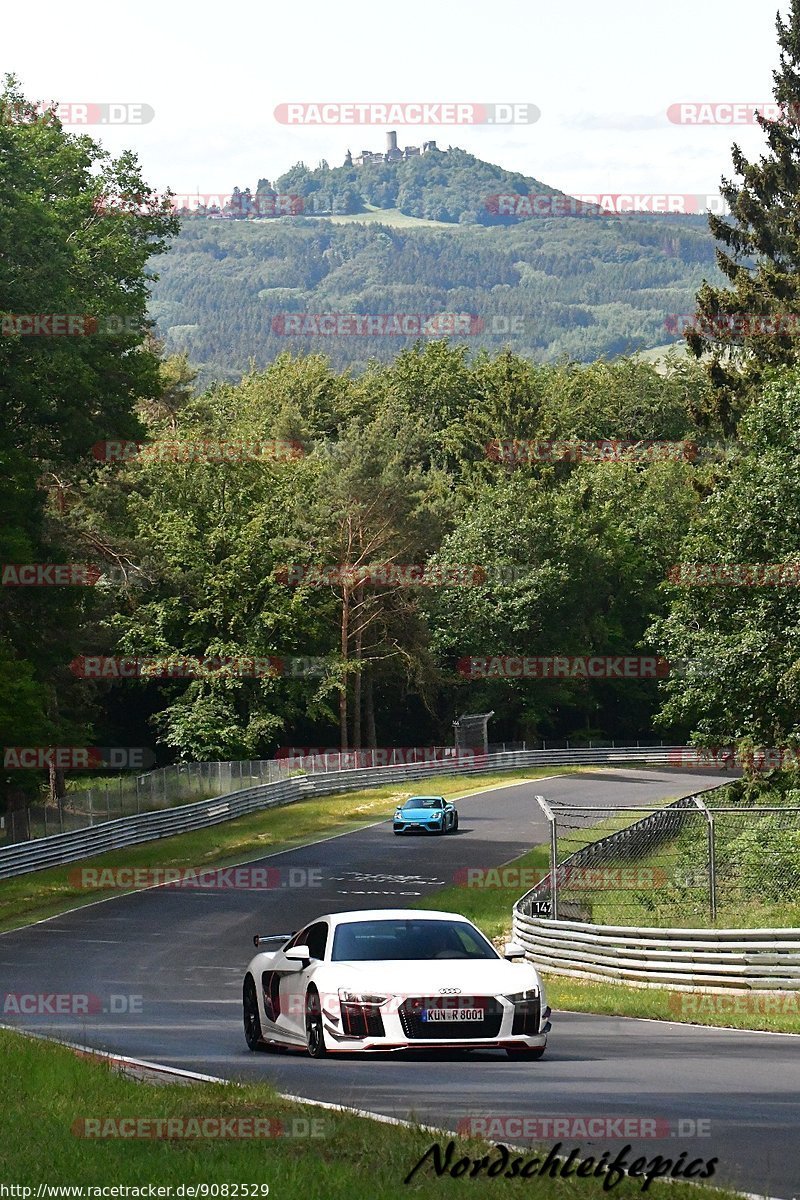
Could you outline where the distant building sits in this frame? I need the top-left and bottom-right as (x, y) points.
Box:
(348, 131), (441, 167)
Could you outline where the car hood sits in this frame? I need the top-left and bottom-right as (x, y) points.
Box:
(398, 807), (444, 816)
(329, 958), (539, 995)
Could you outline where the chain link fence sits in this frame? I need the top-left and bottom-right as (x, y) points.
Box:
(526, 789), (800, 928)
(1, 747), (479, 844)
(3, 739), (674, 845)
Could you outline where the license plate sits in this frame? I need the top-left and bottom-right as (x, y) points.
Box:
(422, 1008), (484, 1022)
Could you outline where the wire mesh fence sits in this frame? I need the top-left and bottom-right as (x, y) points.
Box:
(1, 739), (674, 846)
(2, 746), (470, 843)
(2, 760), (292, 844)
(525, 790), (800, 928)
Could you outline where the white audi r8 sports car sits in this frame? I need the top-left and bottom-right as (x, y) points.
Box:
(242, 908), (551, 1058)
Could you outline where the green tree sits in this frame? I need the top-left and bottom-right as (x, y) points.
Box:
(687, 4), (800, 430)
(0, 76), (177, 808)
(652, 366), (800, 748)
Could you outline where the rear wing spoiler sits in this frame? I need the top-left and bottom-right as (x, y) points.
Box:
(253, 932), (295, 947)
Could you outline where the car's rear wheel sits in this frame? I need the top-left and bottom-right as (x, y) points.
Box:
(506, 1045), (546, 1060)
(243, 975), (263, 1051)
(451, 811), (459, 832)
(305, 987), (327, 1058)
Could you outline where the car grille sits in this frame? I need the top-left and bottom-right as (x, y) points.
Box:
(399, 996), (503, 1040)
(341, 1002), (385, 1039)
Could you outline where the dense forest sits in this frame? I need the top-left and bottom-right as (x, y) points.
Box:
(5, 0), (800, 814)
(150, 212), (721, 384)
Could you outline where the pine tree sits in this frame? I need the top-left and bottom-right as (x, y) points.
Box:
(688, 4), (800, 431)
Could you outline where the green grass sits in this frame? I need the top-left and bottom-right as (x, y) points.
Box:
(414, 843), (552, 939)
(412, 844), (800, 1034)
(542, 975), (800, 1035)
(0, 1027), (732, 1196)
(0, 769), (561, 934)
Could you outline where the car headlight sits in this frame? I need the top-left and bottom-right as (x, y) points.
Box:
(504, 989), (538, 1003)
(338, 990), (390, 1006)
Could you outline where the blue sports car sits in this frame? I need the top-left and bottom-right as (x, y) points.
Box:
(393, 794), (459, 835)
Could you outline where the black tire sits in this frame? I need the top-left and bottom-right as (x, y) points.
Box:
(243, 975), (263, 1051)
(451, 810), (459, 832)
(305, 987), (327, 1058)
(506, 1045), (546, 1060)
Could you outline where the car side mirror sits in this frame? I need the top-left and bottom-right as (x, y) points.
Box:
(503, 941), (526, 960)
(284, 945), (311, 965)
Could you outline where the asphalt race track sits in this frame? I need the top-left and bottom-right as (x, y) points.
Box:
(2, 769), (798, 1198)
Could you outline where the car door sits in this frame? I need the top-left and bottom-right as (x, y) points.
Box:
(278, 921), (330, 1039)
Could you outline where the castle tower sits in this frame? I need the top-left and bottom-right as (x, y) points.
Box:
(386, 130), (398, 154)
(344, 149), (353, 167)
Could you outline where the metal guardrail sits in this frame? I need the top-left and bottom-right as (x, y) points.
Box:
(511, 913), (800, 990)
(0, 746), (691, 880)
(513, 787), (800, 991)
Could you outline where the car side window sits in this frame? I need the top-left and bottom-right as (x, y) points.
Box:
(304, 922), (329, 961)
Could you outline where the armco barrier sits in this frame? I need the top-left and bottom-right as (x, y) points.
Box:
(513, 788), (800, 992)
(510, 912), (800, 991)
(0, 746), (692, 880)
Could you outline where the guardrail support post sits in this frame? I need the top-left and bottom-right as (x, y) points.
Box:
(694, 794), (717, 923)
(535, 795), (558, 920)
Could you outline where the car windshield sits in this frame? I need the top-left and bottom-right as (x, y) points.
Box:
(331, 918), (498, 962)
(402, 797), (442, 809)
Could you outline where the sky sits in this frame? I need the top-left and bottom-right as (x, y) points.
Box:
(2, 0), (790, 201)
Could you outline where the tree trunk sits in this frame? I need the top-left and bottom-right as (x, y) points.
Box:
(365, 665), (377, 750)
(340, 584), (349, 751)
(352, 582), (364, 749)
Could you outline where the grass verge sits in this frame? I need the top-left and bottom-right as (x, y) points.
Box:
(0, 769), (562, 935)
(412, 847), (800, 1034)
(0, 1027), (730, 1197)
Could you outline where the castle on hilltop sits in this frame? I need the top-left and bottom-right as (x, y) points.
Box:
(345, 130), (440, 167)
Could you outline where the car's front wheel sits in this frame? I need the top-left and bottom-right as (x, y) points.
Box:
(243, 975), (263, 1051)
(506, 1045), (546, 1060)
(451, 811), (459, 832)
(305, 987), (327, 1058)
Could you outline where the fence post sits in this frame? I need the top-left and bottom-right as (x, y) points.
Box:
(535, 795), (558, 921)
(693, 794), (717, 923)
